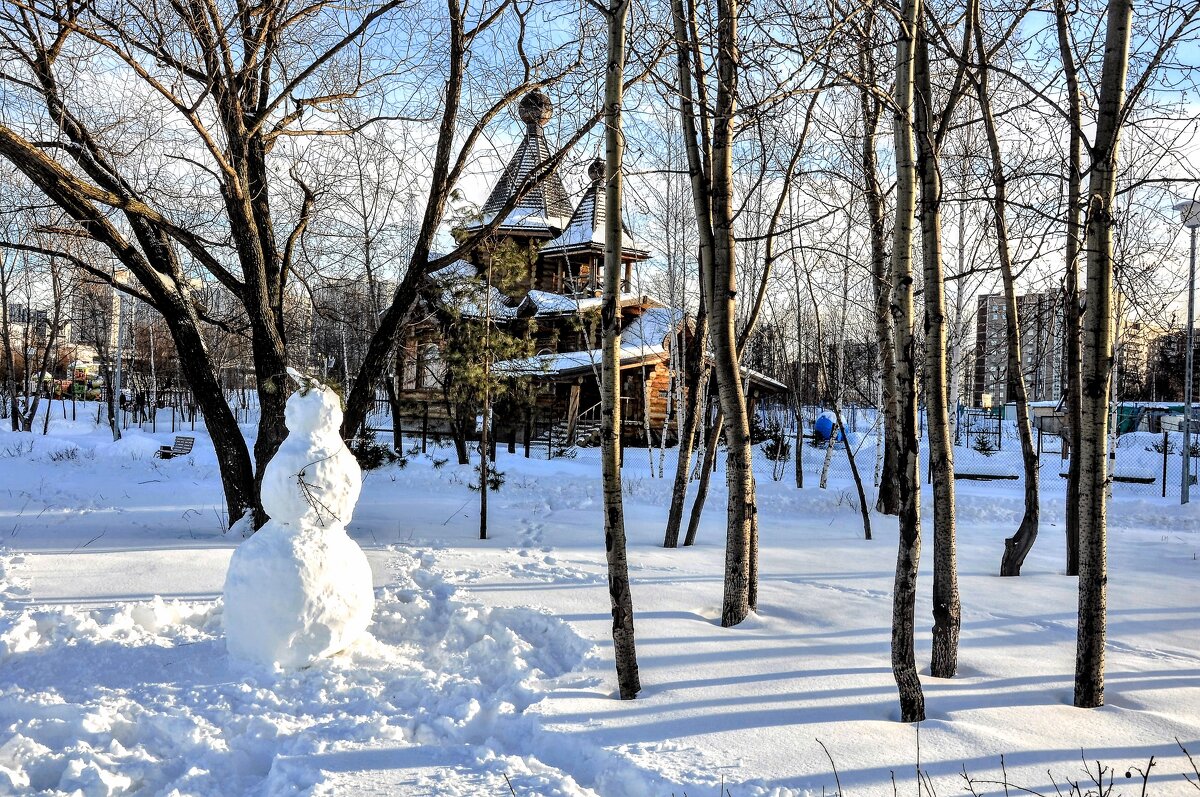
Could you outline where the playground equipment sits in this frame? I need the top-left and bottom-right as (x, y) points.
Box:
(813, 410), (842, 443)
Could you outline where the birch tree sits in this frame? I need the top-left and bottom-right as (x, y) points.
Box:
(890, 0), (926, 723)
(970, 0), (1041, 577)
(1073, 0), (1133, 710)
(912, 5), (977, 680)
(599, 0), (640, 700)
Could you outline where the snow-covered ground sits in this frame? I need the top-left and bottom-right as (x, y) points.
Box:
(1, 411), (1198, 795)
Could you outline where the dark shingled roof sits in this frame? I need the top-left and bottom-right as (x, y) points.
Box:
(466, 118), (573, 236)
(542, 161), (649, 258)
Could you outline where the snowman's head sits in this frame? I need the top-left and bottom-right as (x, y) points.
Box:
(284, 380), (344, 437)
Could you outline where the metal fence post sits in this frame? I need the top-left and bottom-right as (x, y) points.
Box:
(421, 402), (428, 454)
(1163, 428), (1170, 498)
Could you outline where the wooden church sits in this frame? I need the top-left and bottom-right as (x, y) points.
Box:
(393, 90), (782, 449)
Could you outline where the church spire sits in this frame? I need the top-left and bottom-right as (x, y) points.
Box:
(466, 90), (573, 236)
(542, 158), (649, 258)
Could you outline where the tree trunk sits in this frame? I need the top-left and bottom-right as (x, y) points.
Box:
(710, 0), (756, 628)
(795, 395), (804, 488)
(819, 419), (836, 489)
(683, 407), (722, 547)
(601, 0), (640, 701)
(664, 309), (708, 547)
(480, 259), (492, 541)
(158, 297), (256, 525)
(857, 26), (900, 517)
(1075, 0), (1132, 710)
(973, 11), (1041, 577)
(0, 249), (14, 432)
(385, 375), (403, 453)
(891, 0), (926, 722)
(1055, 0), (1085, 578)
(914, 23), (959, 680)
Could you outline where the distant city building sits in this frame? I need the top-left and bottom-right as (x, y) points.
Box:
(1115, 320), (1156, 400)
(971, 292), (1066, 407)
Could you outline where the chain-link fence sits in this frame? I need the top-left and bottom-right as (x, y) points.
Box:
(377, 400), (1186, 502)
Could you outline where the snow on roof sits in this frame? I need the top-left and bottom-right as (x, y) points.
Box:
(621, 306), (683, 350)
(428, 258), (475, 283)
(519, 290), (580, 315)
(740, 366), (787, 392)
(428, 256), (668, 322)
(494, 345), (665, 380)
(573, 293), (668, 313)
(495, 306), (683, 379)
(541, 176), (649, 258)
(517, 291), (667, 317)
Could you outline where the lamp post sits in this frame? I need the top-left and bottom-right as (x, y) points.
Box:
(1176, 200), (1200, 504)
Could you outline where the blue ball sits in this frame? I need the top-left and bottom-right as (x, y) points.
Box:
(814, 413), (836, 441)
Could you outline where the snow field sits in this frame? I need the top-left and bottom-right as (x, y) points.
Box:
(0, 546), (649, 795)
(0, 413), (1198, 794)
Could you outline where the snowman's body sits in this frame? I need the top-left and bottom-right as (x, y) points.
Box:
(223, 379), (374, 668)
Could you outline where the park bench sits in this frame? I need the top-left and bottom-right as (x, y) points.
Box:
(155, 436), (195, 460)
(954, 472), (1018, 481)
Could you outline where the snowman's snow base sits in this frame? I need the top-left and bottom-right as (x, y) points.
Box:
(224, 520), (374, 669)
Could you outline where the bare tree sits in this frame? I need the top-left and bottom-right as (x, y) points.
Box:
(599, 0), (641, 701)
(1074, 0), (1134, 711)
(913, 6), (975, 680)
(0, 0), (614, 528)
(890, 0), (926, 724)
(969, 0), (1041, 576)
(853, 4), (901, 517)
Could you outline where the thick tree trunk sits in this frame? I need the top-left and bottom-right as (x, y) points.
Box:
(166, 297), (256, 526)
(601, 0), (640, 701)
(1075, 0), (1132, 710)
(914, 24), (959, 680)
(249, 327), (289, 527)
(668, 0), (759, 620)
(890, 0), (926, 723)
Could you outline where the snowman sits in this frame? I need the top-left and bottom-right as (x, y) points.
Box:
(223, 369), (374, 668)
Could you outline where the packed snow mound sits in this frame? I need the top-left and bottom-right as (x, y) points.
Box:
(0, 431), (81, 462)
(0, 551), (604, 796)
(224, 374), (372, 668)
(223, 522), (374, 668)
(94, 433), (164, 461)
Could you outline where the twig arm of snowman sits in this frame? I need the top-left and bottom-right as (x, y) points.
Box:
(296, 455), (342, 528)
